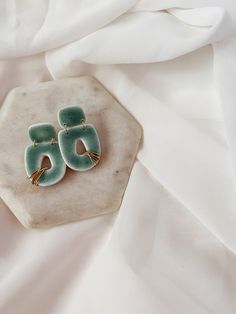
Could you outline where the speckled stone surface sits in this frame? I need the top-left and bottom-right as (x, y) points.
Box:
(0, 76), (142, 228)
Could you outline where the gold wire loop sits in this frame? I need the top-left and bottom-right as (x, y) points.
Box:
(81, 119), (86, 131)
(33, 140), (38, 147)
(85, 151), (100, 165)
(63, 123), (68, 134)
(28, 167), (48, 186)
(51, 137), (56, 145)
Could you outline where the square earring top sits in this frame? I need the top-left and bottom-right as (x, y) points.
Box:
(29, 123), (56, 143)
(58, 105), (85, 128)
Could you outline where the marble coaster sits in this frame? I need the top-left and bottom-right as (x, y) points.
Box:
(0, 76), (142, 228)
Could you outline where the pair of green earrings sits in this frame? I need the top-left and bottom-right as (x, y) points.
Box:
(24, 106), (101, 187)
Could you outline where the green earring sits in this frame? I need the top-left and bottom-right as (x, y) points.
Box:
(58, 106), (101, 171)
(25, 123), (66, 186)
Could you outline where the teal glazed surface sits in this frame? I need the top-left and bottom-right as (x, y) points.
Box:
(58, 106), (86, 128)
(29, 123), (56, 143)
(25, 124), (66, 187)
(58, 124), (101, 171)
(58, 105), (101, 171)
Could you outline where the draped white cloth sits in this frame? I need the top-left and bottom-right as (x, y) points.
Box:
(0, 1), (236, 313)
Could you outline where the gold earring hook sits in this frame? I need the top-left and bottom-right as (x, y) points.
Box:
(51, 137), (56, 145)
(81, 119), (86, 131)
(63, 123), (68, 134)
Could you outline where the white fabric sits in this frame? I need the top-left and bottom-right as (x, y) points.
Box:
(1, 1), (236, 313)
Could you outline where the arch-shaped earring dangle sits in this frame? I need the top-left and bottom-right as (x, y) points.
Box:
(24, 123), (66, 187)
(57, 106), (101, 171)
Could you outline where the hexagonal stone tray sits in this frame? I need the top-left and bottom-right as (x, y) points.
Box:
(0, 76), (142, 228)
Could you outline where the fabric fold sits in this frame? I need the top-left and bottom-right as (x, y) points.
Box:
(46, 6), (229, 66)
(1, 1), (236, 313)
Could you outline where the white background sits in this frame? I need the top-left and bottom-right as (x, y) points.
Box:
(0, 1), (236, 313)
